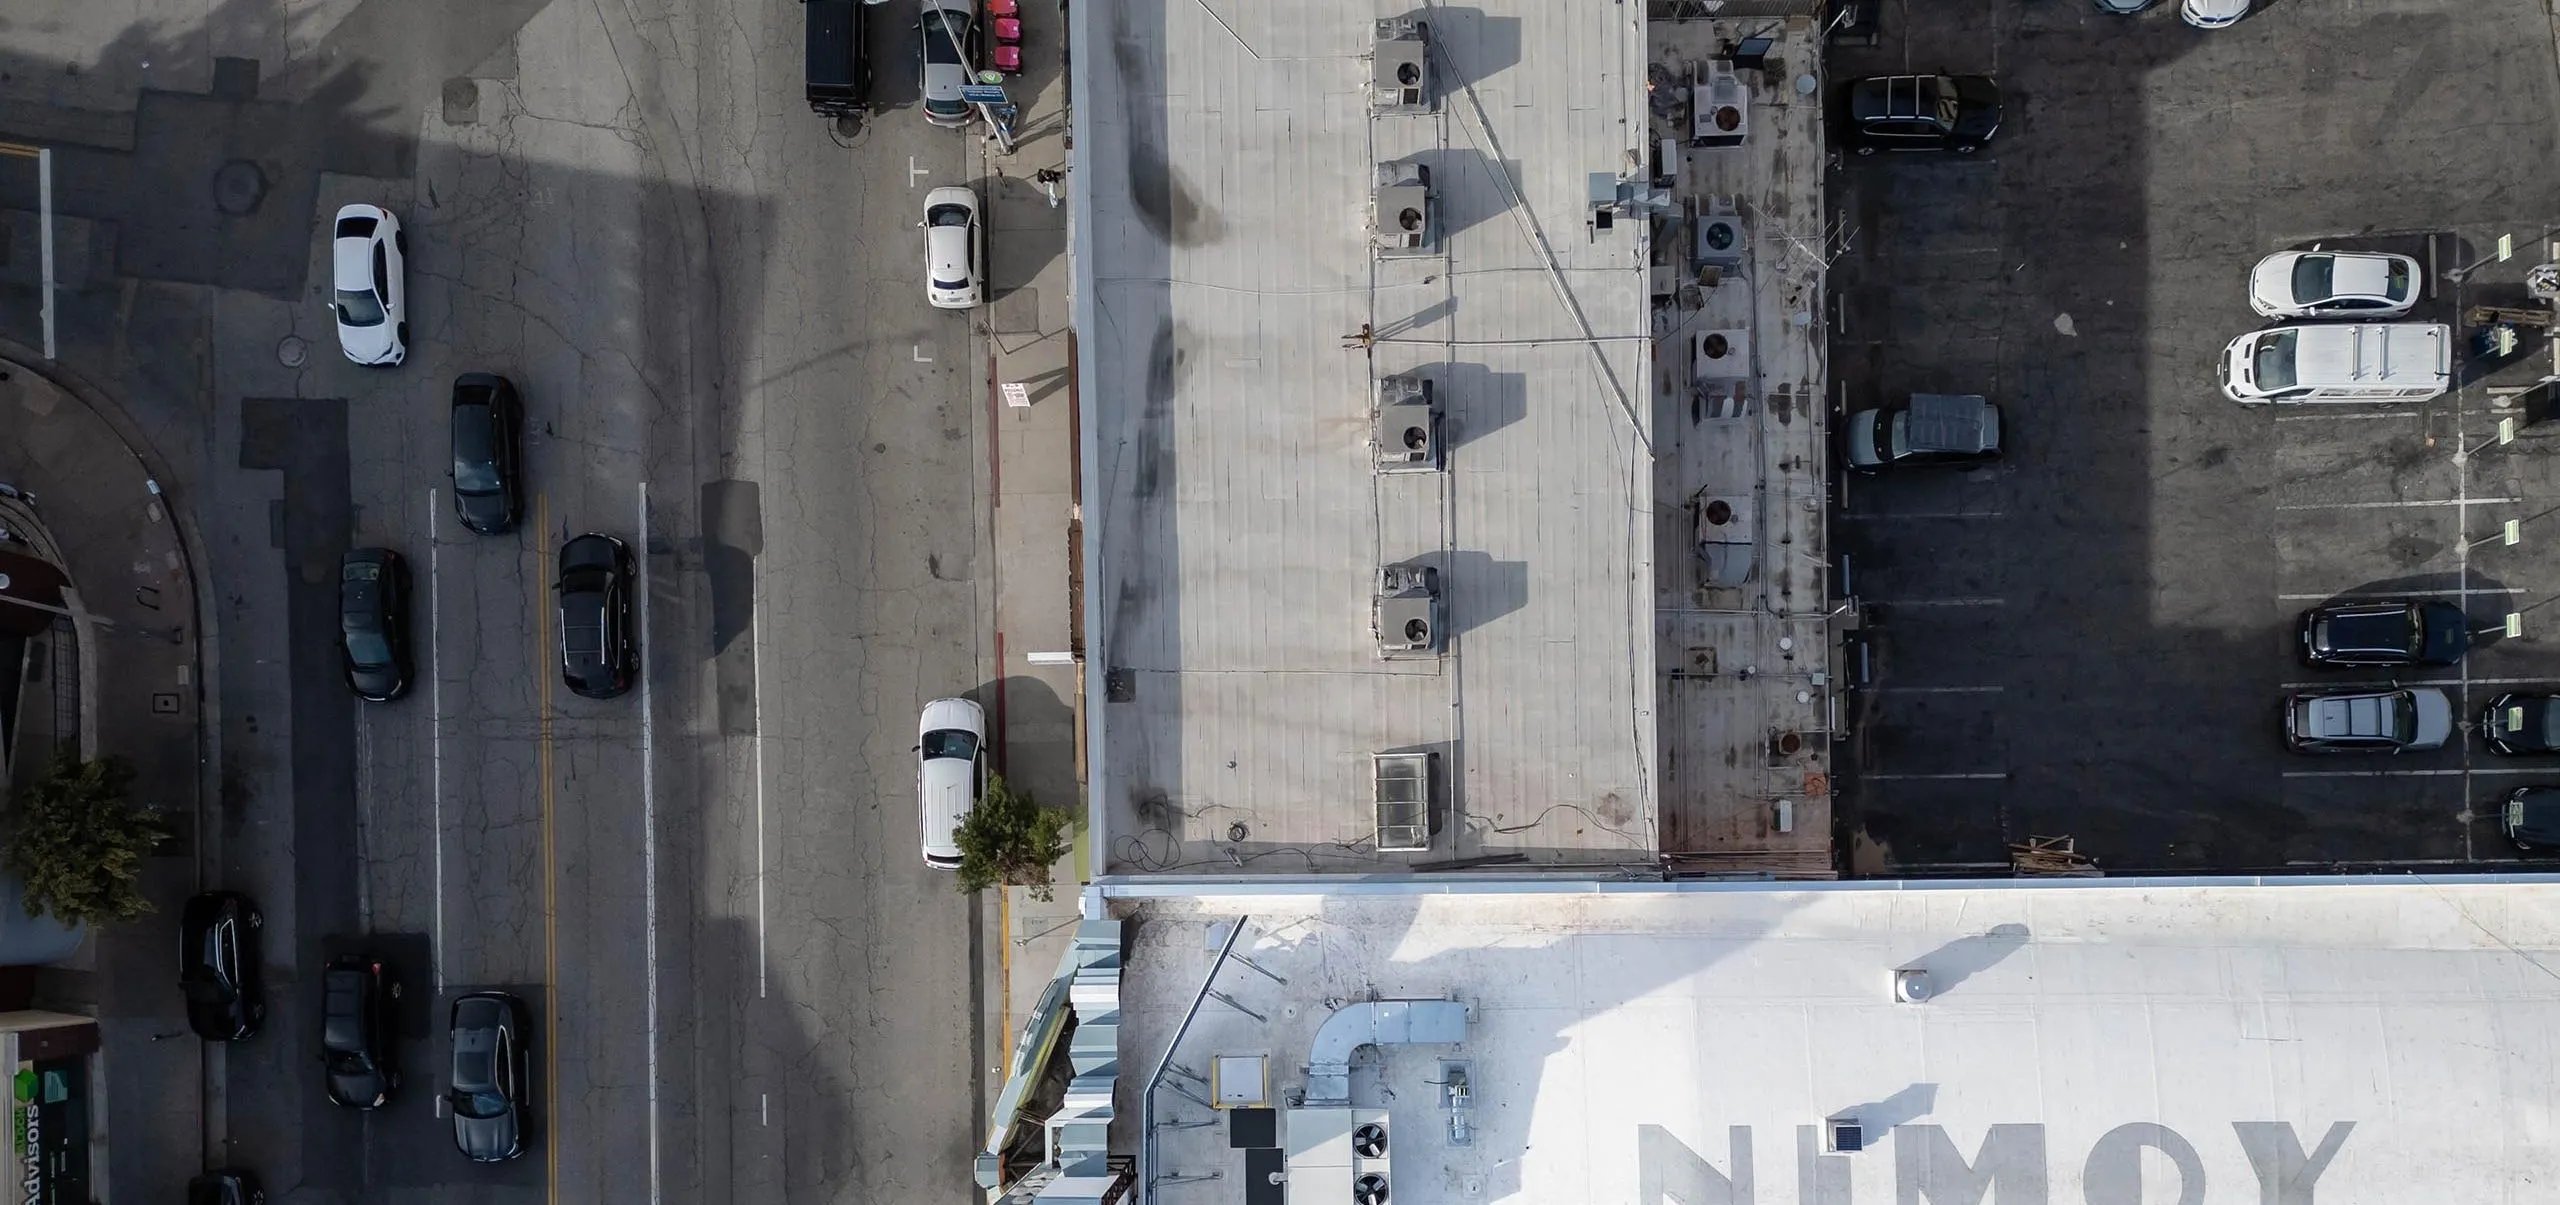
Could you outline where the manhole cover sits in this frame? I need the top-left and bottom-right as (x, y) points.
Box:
(276, 335), (308, 368)
(212, 160), (266, 216)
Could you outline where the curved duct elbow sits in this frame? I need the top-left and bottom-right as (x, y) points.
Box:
(1303, 999), (1468, 1106)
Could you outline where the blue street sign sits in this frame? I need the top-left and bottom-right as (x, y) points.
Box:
(959, 84), (1010, 104)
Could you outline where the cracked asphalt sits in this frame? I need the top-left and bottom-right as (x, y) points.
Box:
(0, 0), (993, 1199)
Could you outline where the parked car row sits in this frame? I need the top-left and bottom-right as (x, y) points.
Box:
(798, 0), (989, 127)
(177, 893), (532, 1161)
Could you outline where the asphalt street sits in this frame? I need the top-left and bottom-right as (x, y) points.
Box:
(0, 0), (995, 1200)
(1827, 0), (2560, 873)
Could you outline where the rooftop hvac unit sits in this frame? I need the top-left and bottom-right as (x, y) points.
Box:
(1372, 751), (1436, 852)
(1690, 61), (1749, 148)
(1694, 486), (1757, 587)
(1373, 374), (1442, 472)
(1694, 329), (1751, 380)
(1373, 564), (1441, 658)
(1373, 163), (1435, 256)
(1695, 196), (1746, 267)
(1371, 18), (1432, 113)
(1350, 1109), (1393, 1205)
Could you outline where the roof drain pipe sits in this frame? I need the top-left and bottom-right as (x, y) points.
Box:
(1142, 914), (1247, 1205)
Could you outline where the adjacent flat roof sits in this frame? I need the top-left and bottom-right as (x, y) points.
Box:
(1073, 0), (1658, 869)
(1116, 880), (2560, 1205)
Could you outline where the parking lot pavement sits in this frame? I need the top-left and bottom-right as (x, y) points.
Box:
(1828, 0), (2560, 874)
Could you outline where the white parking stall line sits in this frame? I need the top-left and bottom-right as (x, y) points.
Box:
(428, 487), (444, 994)
(1836, 511), (2007, 522)
(2282, 767), (2553, 779)
(2273, 410), (2424, 422)
(2276, 587), (2525, 601)
(1862, 772), (2009, 781)
(1869, 597), (2005, 608)
(637, 482), (662, 1205)
(1869, 685), (2005, 694)
(2279, 675), (2559, 691)
(2273, 497), (2519, 511)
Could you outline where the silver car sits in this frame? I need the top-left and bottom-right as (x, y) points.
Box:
(918, 0), (978, 128)
(2247, 251), (2419, 320)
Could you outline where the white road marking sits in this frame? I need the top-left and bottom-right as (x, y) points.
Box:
(354, 702), (372, 929)
(2280, 675), (2557, 691)
(2273, 410), (2422, 421)
(2274, 496), (2519, 511)
(755, 574), (770, 1001)
(429, 488), (444, 994)
(913, 344), (935, 363)
(1862, 772), (2008, 780)
(638, 482), (662, 1205)
(1836, 511), (2006, 521)
(2282, 767), (2552, 779)
(761, 1093), (770, 1126)
(1869, 685), (2004, 694)
(908, 156), (929, 186)
(1870, 597), (2004, 608)
(2276, 587), (2525, 601)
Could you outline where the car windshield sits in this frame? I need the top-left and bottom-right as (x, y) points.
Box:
(336, 287), (386, 327)
(326, 1050), (373, 1075)
(453, 1088), (510, 1119)
(928, 203), (971, 228)
(345, 628), (393, 667)
(921, 728), (979, 760)
(2404, 608), (2427, 653)
(2290, 255), (2334, 303)
(924, 12), (965, 64)
(2393, 695), (2418, 744)
(2385, 258), (2412, 300)
(2251, 330), (2298, 390)
(1882, 411), (1909, 460)
(1928, 76), (1960, 128)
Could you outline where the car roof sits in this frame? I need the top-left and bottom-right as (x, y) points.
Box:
(2300, 690), (2402, 740)
(1902, 394), (1994, 453)
(1849, 75), (1937, 121)
(2317, 252), (2402, 299)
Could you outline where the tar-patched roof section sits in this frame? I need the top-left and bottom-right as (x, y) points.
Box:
(1115, 880), (2560, 1205)
(1072, 0), (1658, 872)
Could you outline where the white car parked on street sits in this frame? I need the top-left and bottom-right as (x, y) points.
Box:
(922, 185), (984, 309)
(2246, 250), (2419, 320)
(2181, 0), (2249, 26)
(330, 204), (408, 366)
(915, 696), (986, 868)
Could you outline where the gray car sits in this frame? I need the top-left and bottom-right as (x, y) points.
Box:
(449, 992), (530, 1162)
(918, 0), (978, 128)
(2283, 687), (2453, 754)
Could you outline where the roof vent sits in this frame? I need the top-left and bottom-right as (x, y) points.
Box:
(1690, 61), (1749, 147)
(1371, 19), (1432, 113)
(1373, 162), (1436, 257)
(1694, 328), (1752, 381)
(1373, 374), (1442, 472)
(1374, 564), (1441, 658)
(1355, 1172), (1391, 1205)
(1695, 195), (1746, 267)
(1372, 751), (1437, 853)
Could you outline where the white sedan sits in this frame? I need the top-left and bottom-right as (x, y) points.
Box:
(922, 185), (983, 309)
(330, 204), (408, 366)
(2247, 250), (2418, 320)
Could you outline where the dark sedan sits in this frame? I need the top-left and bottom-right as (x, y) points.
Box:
(187, 1170), (266, 1205)
(2502, 786), (2560, 850)
(451, 373), (525, 535)
(2484, 692), (2560, 755)
(556, 533), (638, 699)
(340, 548), (413, 701)
(1843, 74), (2002, 155)
(321, 954), (401, 1109)
(450, 991), (531, 1162)
(180, 892), (263, 1041)
(2297, 598), (2469, 667)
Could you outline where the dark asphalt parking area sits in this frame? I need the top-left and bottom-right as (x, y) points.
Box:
(1822, 0), (2560, 873)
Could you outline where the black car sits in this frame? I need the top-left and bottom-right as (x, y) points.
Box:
(2297, 598), (2469, 667)
(321, 954), (401, 1109)
(2501, 786), (2560, 850)
(340, 548), (413, 702)
(179, 892), (263, 1041)
(451, 374), (525, 535)
(1844, 74), (2002, 155)
(186, 1170), (266, 1205)
(557, 533), (638, 699)
(449, 991), (530, 1162)
(2483, 692), (2560, 755)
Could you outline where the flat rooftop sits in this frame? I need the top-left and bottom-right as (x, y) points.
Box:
(1071, 0), (1662, 872)
(1115, 880), (2560, 1205)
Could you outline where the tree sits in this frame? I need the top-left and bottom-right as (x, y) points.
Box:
(4, 752), (168, 927)
(954, 773), (1073, 900)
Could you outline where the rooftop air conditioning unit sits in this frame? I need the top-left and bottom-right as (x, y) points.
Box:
(1372, 751), (1436, 853)
(1691, 61), (1749, 148)
(1371, 19), (1432, 114)
(1695, 196), (1746, 268)
(1374, 565), (1441, 658)
(1373, 162), (1436, 257)
(1373, 374), (1442, 472)
(1694, 329), (1751, 381)
(1350, 1110), (1394, 1205)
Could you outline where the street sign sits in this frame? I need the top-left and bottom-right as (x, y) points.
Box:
(1001, 382), (1032, 409)
(960, 84), (1009, 104)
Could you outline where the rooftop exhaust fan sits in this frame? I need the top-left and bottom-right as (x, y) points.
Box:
(1355, 1173), (1392, 1205)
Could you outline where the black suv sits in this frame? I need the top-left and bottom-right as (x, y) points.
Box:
(1844, 74), (2002, 155)
(339, 548), (413, 701)
(451, 374), (525, 535)
(179, 892), (263, 1041)
(2297, 598), (2469, 667)
(556, 533), (638, 699)
(321, 954), (401, 1109)
(2503, 786), (2560, 850)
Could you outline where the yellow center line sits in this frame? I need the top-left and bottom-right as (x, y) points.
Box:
(535, 492), (559, 1205)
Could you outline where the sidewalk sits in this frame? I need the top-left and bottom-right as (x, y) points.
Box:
(0, 350), (208, 1202)
(971, 0), (1091, 1112)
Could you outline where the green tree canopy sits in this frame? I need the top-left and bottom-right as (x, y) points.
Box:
(5, 752), (167, 926)
(953, 772), (1073, 901)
